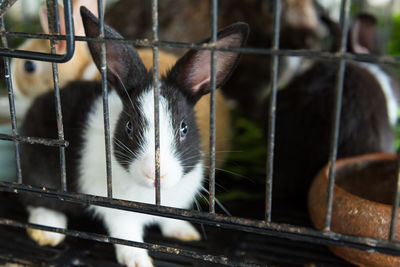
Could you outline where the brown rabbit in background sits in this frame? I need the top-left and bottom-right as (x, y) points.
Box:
(0, 0), (100, 118)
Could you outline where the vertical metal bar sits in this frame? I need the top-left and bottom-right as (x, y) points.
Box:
(152, 0), (161, 205)
(208, 0), (217, 214)
(389, 152), (400, 240)
(47, 0), (67, 192)
(324, 0), (351, 231)
(265, 0), (281, 222)
(97, 0), (113, 198)
(0, 0), (22, 183)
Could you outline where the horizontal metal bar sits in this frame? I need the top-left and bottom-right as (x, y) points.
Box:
(0, 133), (68, 147)
(3, 31), (400, 65)
(0, 218), (260, 267)
(0, 0), (74, 63)
(0, 181), (399, 256)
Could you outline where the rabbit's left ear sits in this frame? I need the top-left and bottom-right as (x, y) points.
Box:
(81, 6), (148, 100)
(167, 22), (249, 103)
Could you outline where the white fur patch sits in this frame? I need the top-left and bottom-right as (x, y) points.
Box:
(82, 61), (100, 81)
(358, 62), (398, 125)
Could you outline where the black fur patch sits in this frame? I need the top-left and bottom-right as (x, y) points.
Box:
(20, 81), (103, 215)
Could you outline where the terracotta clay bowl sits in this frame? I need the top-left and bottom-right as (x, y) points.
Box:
(308, 153), (400, 267)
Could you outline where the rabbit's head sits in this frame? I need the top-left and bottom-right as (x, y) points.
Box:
(81, 6), (248, 188)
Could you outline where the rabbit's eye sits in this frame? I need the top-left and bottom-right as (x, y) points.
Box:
(24, 61), (37, 74)
(126, 121), (133, 135)
(180, 121), (188, 141)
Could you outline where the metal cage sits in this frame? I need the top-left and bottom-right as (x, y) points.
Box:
(0, 0), (399, 266)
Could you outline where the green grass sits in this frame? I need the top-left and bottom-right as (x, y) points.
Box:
(388, 13), (400, 57)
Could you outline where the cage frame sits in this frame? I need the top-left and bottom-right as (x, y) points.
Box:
(0, 0), (399, 266)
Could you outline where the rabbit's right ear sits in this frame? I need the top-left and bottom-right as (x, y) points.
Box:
(348, 14), (377, 54)
(80, 6), (148, 98)
(166, 22), (249, 104)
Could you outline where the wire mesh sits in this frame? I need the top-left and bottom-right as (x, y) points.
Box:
(0, 0), (399, 265)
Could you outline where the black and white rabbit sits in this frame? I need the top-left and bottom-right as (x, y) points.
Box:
(19, 7), (248, 267)
(263, 14), (399, 203)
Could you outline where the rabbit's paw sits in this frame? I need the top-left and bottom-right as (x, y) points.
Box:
(116, 245), (154, 267)
(26, 206), (67, 247)
(26, 228), (65, 246)
(161, 219), (201, 241)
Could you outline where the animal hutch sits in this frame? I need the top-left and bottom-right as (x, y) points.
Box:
(0, 0), (399, 266)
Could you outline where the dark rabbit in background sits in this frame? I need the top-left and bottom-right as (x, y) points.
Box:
(19, 7), (248, 267)
(263, 14), (399, 203)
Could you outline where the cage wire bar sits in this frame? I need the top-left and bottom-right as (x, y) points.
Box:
(265, 0), (281, 223)
(3, 30), (400, 64)
(96, 0), (113, 198)
(0, 0), (21, 183)
(152, 0), (161, 205)
(0, 0), (400, 265)
(0, 133), (68, 147)
(324, 0), (351, 231)
(46, 0), (68, 192)
(208, 0), (217, 214)
(1, 181), (400, 256)
(0, 218), (259, 266)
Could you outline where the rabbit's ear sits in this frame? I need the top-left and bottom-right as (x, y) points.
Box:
(166, 22), (249, 104)
(40, 0), (101, 52)
(80, 6), (148, 98)
(349, 14), (377, 54)
(73, 0), (99, 36)
(39, 1), (66, 52)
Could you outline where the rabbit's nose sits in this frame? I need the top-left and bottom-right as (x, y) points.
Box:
(143, 170), (166, 181)
(141, 154), (167, 182)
